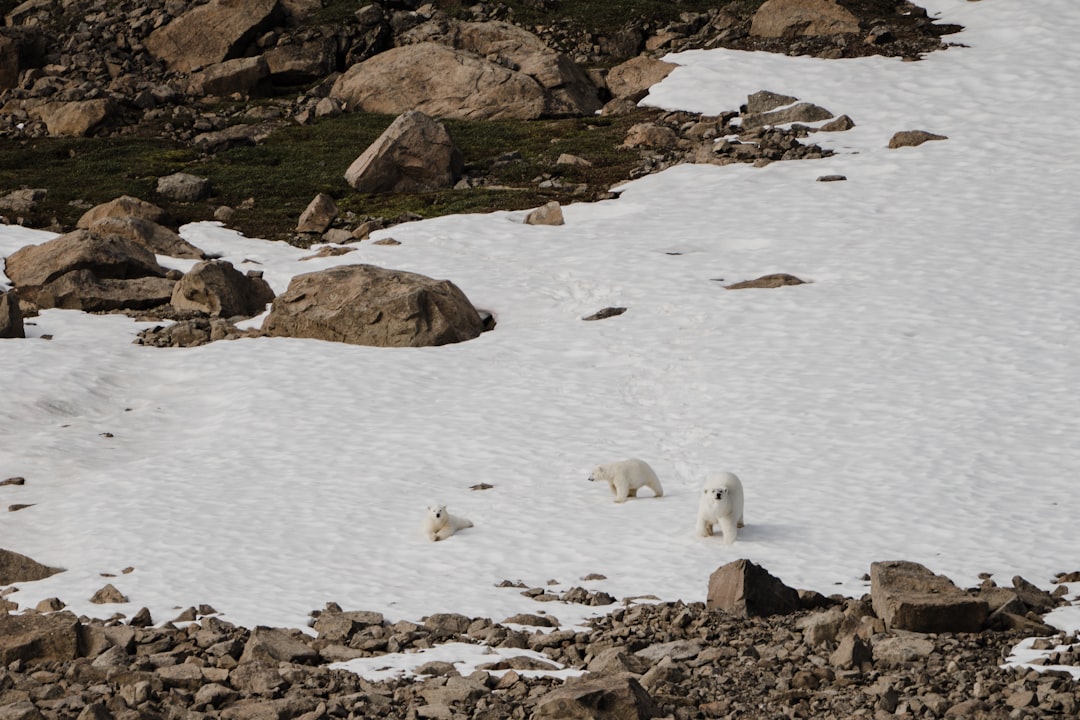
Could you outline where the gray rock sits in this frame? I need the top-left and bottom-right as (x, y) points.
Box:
(156, 173), (211, 203)
(297, 193), (339, 234)
(170, 259), (275, 318)
(524, 201), (565, 226)
(345, 110), (463, 194)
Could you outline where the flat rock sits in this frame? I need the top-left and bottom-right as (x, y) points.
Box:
(870, 561), (988, 633)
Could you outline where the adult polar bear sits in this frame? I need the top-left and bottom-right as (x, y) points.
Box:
(423, 505), (473, 541)
(589, 458), (664, 503)
(697, 471), (744, 544)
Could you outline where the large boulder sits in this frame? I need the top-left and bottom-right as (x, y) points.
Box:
(0, 611), (81, 668)
(263, 37), (335, 85)
(441, 21), (601, 116)
(188, 56), (269, 98)
(33, 99), (115, 137)
(4, 230), (174, 312)
(262, 264), (485, 348)
(76, 196), (166, 229)
(605, 55), (675, 100)
(0, 548), (64, 584)
(239, 627), (319, 665)
(330, 42), (548, 121)
(533, 674), (660, 720)
(344, 110), (463, 194)
(0, 289), (24, 339)
(750, 0), (861, 38)
(740, 102), (834, 130)
(170, 260), (275, 318)
(144, 0), (280, 73)
(870, 561), (989, 633)
(706, 559), (800, 617)
(89, 217), (205, 259)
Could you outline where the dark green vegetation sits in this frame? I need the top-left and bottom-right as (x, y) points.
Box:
(0, 107), (654, 242)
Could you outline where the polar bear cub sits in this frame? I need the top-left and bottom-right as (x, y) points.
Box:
(589, 458), (664, 503)
(423, 505), (473, 542)
(696, 471), (744, 544)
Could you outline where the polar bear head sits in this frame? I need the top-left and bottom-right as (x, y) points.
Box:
(588, 464), (612, 483)
(426, 505), (449, 529)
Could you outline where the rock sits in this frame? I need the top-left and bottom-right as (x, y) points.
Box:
(820, 114), (856, 131)
(3, 230), (162, 289)
(262, 264), (485, 348)
(605, 55), (674, 100)
(0, 611), (80, 667)
(0, 289), (25, 339)
(1009, 575), (1060, 613)
(313, 610), (384, 642)
(90, 583), (128, 604)
(621, 123), (679, 150)
(144, 0), (280, 73)
(34, 99), (115, 137)
(170, 260), (275, 318)
(524, 201), (565, 226)
(745, 90), (799, 114)
(750, 0), (861, 38)
(725, 273), (805, 289)
(330, 42), (548, 121)
(556, 153), (592, 167)
(0, 33), (20, 90)
(634, 640), (701, 663)
(796, 606), (845, 646)
(830, 633), (872, 670)
(76, 196), (166, 229)
(532, 673), (661, 720)
(817, 174), (847, 182)
(706, 559), (800, 617)
(219, 697), (318, 720)
(297, 193), (338, 234)
(344, 110), (463, 193)
(193, 121), (284, 153)
(156, 173), (211, 203)
(239, 627), (319, 665)
(264, 37), (335, 85)
(502, 613), (558, 628)
(0, 548), (64, 584)
(89, 217), (205, 259)
(870, 560), (988, 633)
(740, 102), (833, 130)
(0, 188), (46, 214)
(28, 270), (177, 312)
(586, 647), (649, 675)
(872, 634), (935, 667)
(424, 613), (473, 635)
(888, 130), (948, 148)
(583, 307), (627, 321)
(189, 55), (269, 97)
(33, 597), (64, 612)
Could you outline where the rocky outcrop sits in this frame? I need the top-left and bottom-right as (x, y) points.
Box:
(170, 260), (274, 318)
(750, 0), (862, 38)
(344, 111), (463, 194)
(870, 560), (989, 633)
(144, 0), (280, 73)
(262, 264), (485, 348)
(0, 548), (64, 584)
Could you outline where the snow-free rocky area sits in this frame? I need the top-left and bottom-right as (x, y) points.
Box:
(2, 0), (1078, 677)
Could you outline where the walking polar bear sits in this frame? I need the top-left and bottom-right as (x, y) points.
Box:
(696, 471), (744, 544)
(423, 505), (473, 542)
(589, 458), (664, 503)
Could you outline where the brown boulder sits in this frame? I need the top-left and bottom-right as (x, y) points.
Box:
(264, 37), (335, 85)
(188, 56), (269, 98)
(297, 193), (339, 234)
(524, 201), (565, 226)
(1, 289), (24, 339)
(344, 110), (463, 194)
(28, 271), (176, 312)
(34, 99), (115, 137)
(0, 548), (64, 584)
(870, 561), (988, 633)
(239, 627), (319, 665)
(606, 55), (675, 100)
(740, 102), (834, 130)
(330, 42), (547, 121)
(144, 0), (280, 73)
(76, 195), (166, 229)
(89, 217), (205, 259)
(532, 674), (661, 720)
(0, 611), (81, 668)
(706, 559), (800, 617)
(750, 0), (861, 38)
(725, 273), (806, 290)
(170, 260), (275, 318)
(262, 264), (485, 348)
(4, 230), (166, 288)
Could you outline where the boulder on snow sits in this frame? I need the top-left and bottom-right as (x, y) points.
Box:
(170, 259), (275, 318)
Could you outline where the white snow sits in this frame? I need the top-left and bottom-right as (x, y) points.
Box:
(2, 0), (1079, 679)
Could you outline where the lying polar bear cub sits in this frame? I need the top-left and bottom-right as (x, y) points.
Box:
(697, 471), (745, 544)
(589, 458), (664, 503)
(423, 505), (473, 542)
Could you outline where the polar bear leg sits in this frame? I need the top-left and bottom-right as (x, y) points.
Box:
(696, 518), (712, 537)
(434, 525), (455, 541)
(719, 516), (738, 545)
(645, 478), (664, 498)
(627, 487), (638, 497)
(613, 478), (630, 503)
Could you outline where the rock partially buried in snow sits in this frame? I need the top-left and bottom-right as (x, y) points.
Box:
(524, 201), (565, 226)
(888, 130), (948, 148)
(0, 548), (65, 584)
(0, 289), (24, 339)
(170, 259), (275, 318)
(724, 273), (806, 289)
(262, 264), (486, 348)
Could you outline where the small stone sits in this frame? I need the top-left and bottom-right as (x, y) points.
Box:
(583, 307), (627, 321)
(817, 174), (847, 182)
(90, 583), (129, 604)
(524, 201), (565, 226)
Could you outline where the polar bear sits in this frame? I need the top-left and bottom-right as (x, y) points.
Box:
(423, 505), (473, 542)
(589, 458), (664, 503)
(696, 471), (744, 544)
